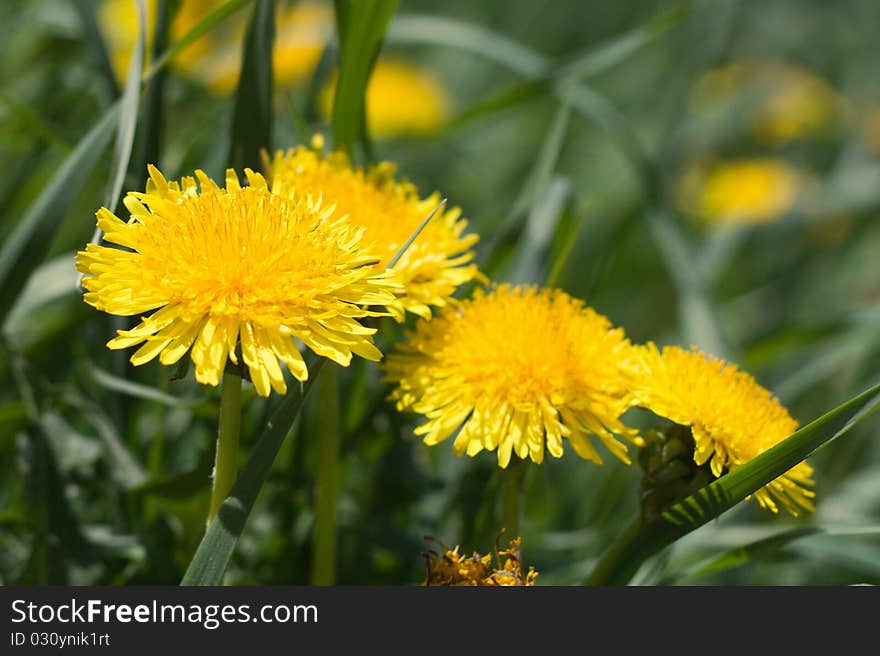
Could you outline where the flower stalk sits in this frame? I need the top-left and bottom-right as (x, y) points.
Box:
(311, 365), (341, 584)
(208, 370), (242, 524)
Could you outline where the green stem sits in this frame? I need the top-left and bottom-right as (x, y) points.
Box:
(500, 458), (526, 537)
(583, 516), (645, 586)
(208, 371), (242, 524)
(311, 365), (341, 584)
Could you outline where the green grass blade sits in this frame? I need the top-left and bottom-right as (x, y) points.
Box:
(508, 177), (573, 285)
(483, 99), (572, 279)
(61, 392), (149, 491)
(586, 380), (880, 585)
(331, 0), (399, 154)
(131, 0), (175, 176)
(145, 0), (255, 81)
(674, 527), (822, 582)
(671, 525), (880, 583)
(387, 199), (446, 269)
(0, 95), (73, 152)
(101, 0), (146, 216)
(227, 0), (275, 171)
(70, 0), (121, 99)
(392, 4), (692, 133)
(0, 105), (119, 327)
(545, 206), (584, 289)
(89, 366), (201, 409)
(387, 15), (545, 76)
(647, 209), (731, 358)
(180, 359), (325, 585)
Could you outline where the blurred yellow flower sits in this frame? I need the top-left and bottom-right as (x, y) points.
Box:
(100, 0), (219, 80)
(680, 158), (801, 225)
(99, 0), (332, 93)
(269, 139), (479, 319)
(318, 58), (451, 138)
(76, 166), (401, 397)
(422, 536), (538, 586)
(201, 0), (334, 94)
(629, 344), (815, 516)
(690, 60), (841, 145)
(383, 284), (641, 468)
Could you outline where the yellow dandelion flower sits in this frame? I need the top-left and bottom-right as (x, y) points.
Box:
(198, 1), (334, 95)
(99, 0), (216, 81)
(629, 344), (815, 516)
(422, 536), (538, 586)
(76, 165), (401, 397)
(318, 58), (451, 138)
(269, 140), (479, 319)
(273, 1), (333, 87)
(690, 60), (841, 145)
(383, 284), (641, 468)
(100, 0), (333, 94)
(680, 158), (801, 226)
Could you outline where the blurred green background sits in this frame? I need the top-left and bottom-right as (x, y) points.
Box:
(1, 0), (879, 586)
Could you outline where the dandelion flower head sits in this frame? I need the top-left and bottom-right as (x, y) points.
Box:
(100, 0), (333, 94)
(680, 158), (801, 226)
(690, 59), (841, 144)
(269, 139), (479, 319)
(629, 344), (815, 515)
(319, 57), (451, 139)
(383, 284), (641, 468)
(76, 166), (401, 397)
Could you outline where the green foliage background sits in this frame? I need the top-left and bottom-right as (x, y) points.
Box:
(2, 0), (880, 586)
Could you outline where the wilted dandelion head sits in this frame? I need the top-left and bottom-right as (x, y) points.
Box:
(76, 166), (401, 397)
(422, 536), (538, 586)
(383, 284), (641, 468)
(269, 140), (479, 319)
(680, 158), (801, 226)
(629, 343), (815, 516)
(319, 58), (451, 138)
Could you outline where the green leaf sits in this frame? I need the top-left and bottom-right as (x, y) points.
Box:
(330, 0), (399, 154)
(0, 94), (73, 152)
(673, 527), (822, 582)
(227, 0), (275, 171)
(88, 366), (201, 409)
(508, 177), (573, 286)
(131, 0), (175, 176)
(70, 0), (121, 99)
(647, 209), (731, 359)
(61, 392), (148, 491)
(387, 198), (447, 269)
(146, 0), (256, 81)
(0, 104), (119, 328)
(480, 100), (572, 282)
(134, 447), (215, 499)
(3, 253), (79, 348)
(180, 359), (325, 585)
(102, 0), (146, 214)
(585, 380), (880, 585)
(669, 525), (880, 583)
(391, 3), (692, 149)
